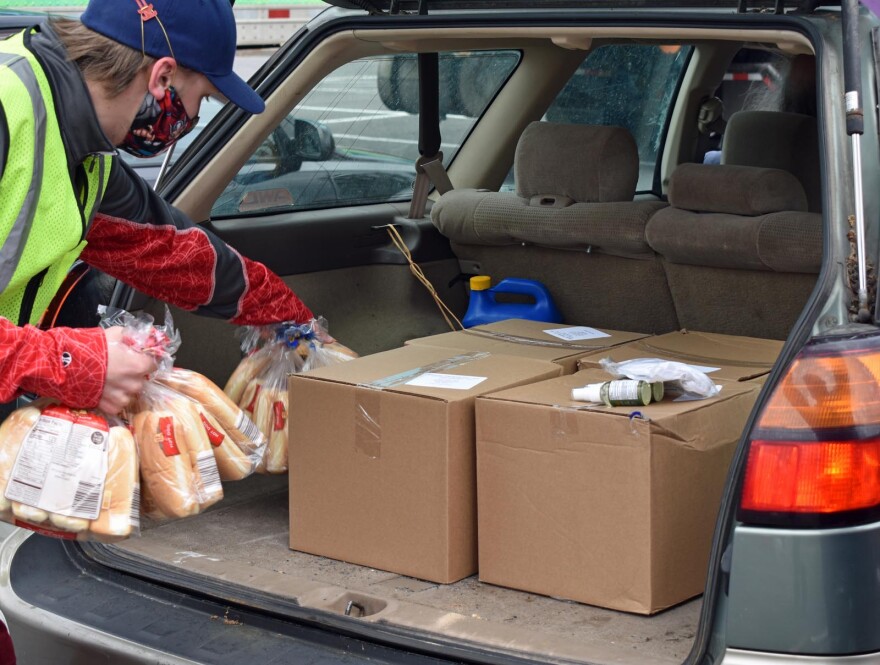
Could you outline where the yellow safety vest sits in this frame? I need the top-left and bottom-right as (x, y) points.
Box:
(0, 30), (111, 326)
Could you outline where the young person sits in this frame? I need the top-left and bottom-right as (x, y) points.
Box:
(0, 0), (322, 417)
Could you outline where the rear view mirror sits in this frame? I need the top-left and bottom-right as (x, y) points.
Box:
(294, 119), (335, 161)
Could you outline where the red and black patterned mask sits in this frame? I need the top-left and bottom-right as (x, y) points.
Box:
(119, 86), (198, 158)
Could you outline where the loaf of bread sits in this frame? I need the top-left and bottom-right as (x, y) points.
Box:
(302, 341), (359, 370)
(131, 409), (200, 520)
(157, 368), (265, 460)
(12, 502), (49, 525)
(238, 379), (262, 417)
(0, 403), (142, 540)
(224, 347), (273, 404)
(254, 385), (288, 474)
(0, 404), (42, 518)
(48, 512), (90, 533)
(196, 406), (254, 481)
(164, 395), (223, 509)
(88, 425), (139, 541)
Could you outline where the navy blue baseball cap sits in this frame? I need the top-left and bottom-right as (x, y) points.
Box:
(81, 0), (265, 114)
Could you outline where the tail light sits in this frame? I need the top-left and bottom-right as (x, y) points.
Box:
(738, 332), (880, 528)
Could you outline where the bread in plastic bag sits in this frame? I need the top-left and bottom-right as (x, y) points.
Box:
(156, 368), (265, 480)
(0, 401), (140, 542)
(228, 318), (357, 475)
(129, 381), (224, 520)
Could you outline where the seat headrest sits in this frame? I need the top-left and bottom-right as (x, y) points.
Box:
(514, 122), (639, 203)
(722, 111), (821, 212)
(668, 163), (808, 215)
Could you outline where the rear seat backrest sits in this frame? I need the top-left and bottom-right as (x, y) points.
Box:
(646, 163), (822, 339)
(722, 110), (821, 213)
(431, 122), (679, 333)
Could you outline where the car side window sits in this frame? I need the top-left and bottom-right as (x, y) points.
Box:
(212, 51), (520, 218)
(503, 44), (690, 193)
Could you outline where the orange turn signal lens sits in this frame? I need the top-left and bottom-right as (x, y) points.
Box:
(756, 348), (880, 432)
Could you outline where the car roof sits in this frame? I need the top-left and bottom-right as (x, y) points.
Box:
(320, 0), (838, 13)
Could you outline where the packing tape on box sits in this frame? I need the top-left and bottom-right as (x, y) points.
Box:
(463, 329), (611, 350)
(355, 387), (382, 459)
(551, 404), (649, 439)
(630, 338), (773, 369)
(353, 352), (491, 458)
(366, 351), (491, 388)
(551, 407), (580, 442)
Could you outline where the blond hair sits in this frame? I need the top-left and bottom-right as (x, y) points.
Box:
(50, 18), (155, 98)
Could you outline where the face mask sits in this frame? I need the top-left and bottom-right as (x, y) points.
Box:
(119, 86), (198, 158)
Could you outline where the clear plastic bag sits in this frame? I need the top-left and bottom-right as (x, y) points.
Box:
(0, 401), (140, 542)
(128, 381), (224, 521)
(229, 318), (357, 475)
(98, 305), (180, 374)
(599, 357), (720, 399)
(156, 368), (265, 480)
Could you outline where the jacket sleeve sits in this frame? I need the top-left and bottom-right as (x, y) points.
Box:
(0, 318), (106, 408)
(85, 159), (314, 326)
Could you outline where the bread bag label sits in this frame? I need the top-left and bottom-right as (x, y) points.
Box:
(273, 401), (286, 432)
(195, 451), (223, 498)
(235, 410), (265, 447)
(157, 417), (181, 456)
(198, 413), (226, 447)
(245, 384), (262, 414)
(5, 406), (109, 520)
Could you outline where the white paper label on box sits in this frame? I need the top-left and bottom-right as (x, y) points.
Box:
(543, 326), (611, 341)
(5, 407), (109, 520)
(406, 373), (488, 390)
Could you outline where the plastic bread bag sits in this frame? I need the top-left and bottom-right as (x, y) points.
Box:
(223, 341), (275, 405)
(241, 321), (353, 472)
(0, 401), (140, 542)
(128, 380), (225, 521)
(292, 318), (359, 371)
(225, 318), (358, 404)
(97, 305), (181, 374)
(599, 357), (720, 399)
(156, 368), (265, 481)
(248, 339), (294, 474)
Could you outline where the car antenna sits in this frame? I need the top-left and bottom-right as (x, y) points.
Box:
(842, 0), (872, 322)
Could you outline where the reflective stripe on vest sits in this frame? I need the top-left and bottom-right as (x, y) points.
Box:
(0, 30), (112, 326)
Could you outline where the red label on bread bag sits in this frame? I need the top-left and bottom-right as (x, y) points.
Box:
(14, 520), (78, 540)
(199, 413), (226, 447)
(41, 405), (78, 423)
(157, 416), (181, 456)
(273, 401), (286, 431)
(245, 384), (262, 414)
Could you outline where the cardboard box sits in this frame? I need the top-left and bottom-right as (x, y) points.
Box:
(289, 345), (562, 584)
(476, 368), (760, 614)
(407, 319), (649, 374)
(578, 330), (783, 382)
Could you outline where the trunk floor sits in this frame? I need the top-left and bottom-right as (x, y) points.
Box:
(119, 475), (701, 664)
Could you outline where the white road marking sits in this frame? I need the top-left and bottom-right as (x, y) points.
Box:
(334, 133), (459, 148)
(296, 105), (405, 115)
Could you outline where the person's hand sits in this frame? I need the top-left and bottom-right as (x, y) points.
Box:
(99, 327), (157, 415)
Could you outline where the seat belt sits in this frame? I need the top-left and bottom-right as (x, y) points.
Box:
(408, 51), (454, 219)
